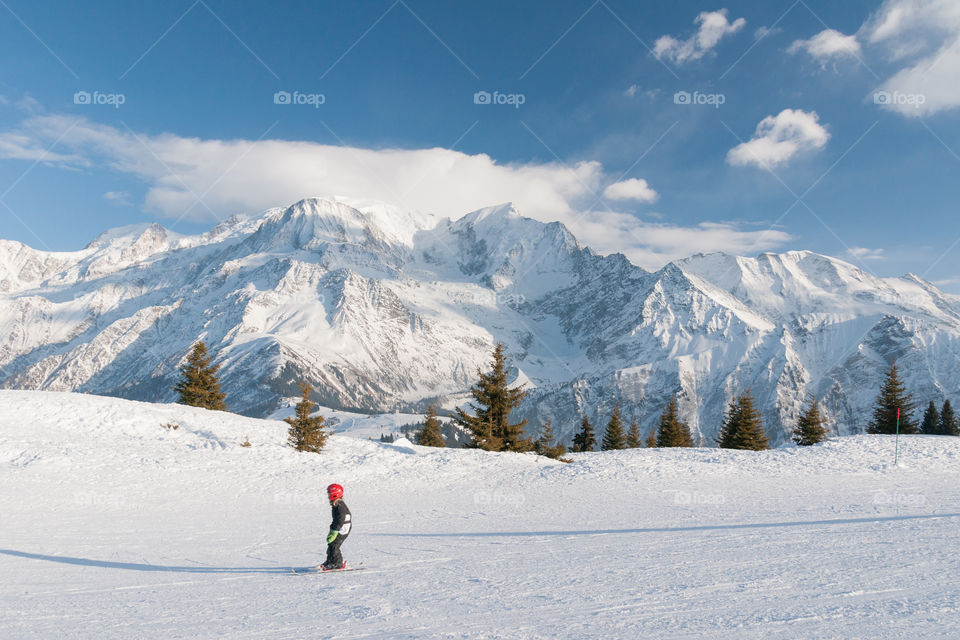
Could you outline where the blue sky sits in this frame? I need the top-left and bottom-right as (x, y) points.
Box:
(1, 0), (959, 289)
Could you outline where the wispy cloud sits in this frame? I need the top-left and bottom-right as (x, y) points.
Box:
(103, 190), (133, 206)
(846, 246), (886, 260)
(653, 9), (746, 64)
(578, 211), (791, 269)
(754, 26), (782, 41)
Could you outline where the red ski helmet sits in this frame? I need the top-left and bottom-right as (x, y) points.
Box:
(327, 484), (344, 500)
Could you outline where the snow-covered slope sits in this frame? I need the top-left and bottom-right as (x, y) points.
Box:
(2, 391), (960, 639)
(2, 197), (959, 445)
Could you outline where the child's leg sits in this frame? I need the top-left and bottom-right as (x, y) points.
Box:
(325, 535), (346, 567)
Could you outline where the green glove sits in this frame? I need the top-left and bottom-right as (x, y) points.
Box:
(326, 530), (339, 544)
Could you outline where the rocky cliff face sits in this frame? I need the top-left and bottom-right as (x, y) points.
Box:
(2, 196), (958, 445)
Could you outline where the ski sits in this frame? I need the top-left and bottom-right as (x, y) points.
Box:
(291, 565), (364, 574)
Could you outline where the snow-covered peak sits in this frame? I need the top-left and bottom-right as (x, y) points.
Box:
(248, 197), (436, 253)
(86, 222), (175, 250)
(456, 202), (520, 225)
(439, 203), (582, 289)
(674, 249), (959, 323)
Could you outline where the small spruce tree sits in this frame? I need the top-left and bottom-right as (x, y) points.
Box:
(646, 428), (657, 448)
(626, 416), (643, 448)
(453, 343), (532, 452)
(920, 400), (940, 435)
(792, 395), (828, 446)
(534, 420), (567, 459)
(867, 363), (917, 434)
(415, 404), (446, 447)
(656, 397), (694, 448)
(601, 404), (627, 450)
(174, 341), (227, 410)
(717, 391), (770, 451)
(285, 382), (329, 453)
(572, 415), (597, 452)
(716, 397), (739, 449)
(937, 399), (959, 436)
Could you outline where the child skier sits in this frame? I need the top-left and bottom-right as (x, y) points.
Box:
(322, 483), (351, 571)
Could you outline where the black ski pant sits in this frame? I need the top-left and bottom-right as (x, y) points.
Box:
(325, 532), (348, 567)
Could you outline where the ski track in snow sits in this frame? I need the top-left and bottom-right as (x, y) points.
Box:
(1, 390), (959, 639)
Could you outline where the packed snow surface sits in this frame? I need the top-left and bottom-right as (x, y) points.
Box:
(2, 391), (959, 639)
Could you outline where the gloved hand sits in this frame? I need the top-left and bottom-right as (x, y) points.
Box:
(326, 530), (339, 544)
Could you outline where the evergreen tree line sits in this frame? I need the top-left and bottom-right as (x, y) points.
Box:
(866, 363), (959, 436)
(443, 342), (784, 454)
(171, 341), (959, 459)
(442, 348), (960, 455)
(569, 396), (696, 452)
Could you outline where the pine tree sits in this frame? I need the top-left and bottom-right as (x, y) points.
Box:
(937, 399), (959, 436)
(601, 404), (627, 450)
(453, 343), (532, 452)
(717, 391), (770, 451)
(792, 395), (828, 446)
(920, 400), (940, 435)
(626, 416), (643, 448)
(646, 428), (657, 448)
(716, 397), (738, 449)
(867, 363), (917, 434)
(534, 420), (567, 459)
(656, 397), (694, 447)
(572, 415), (596, 452)
(415, 404), (446, 447)
(285, 382), (328, 453)
(173, 341), (227, 410)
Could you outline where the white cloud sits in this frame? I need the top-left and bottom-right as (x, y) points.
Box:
(0, 114), (604, 225)
(863, 0), (960, 49)
(0, 113), (793, 269)
(624, 86), (661, 100)
(603, 178), (658, 203)
(754, 26), (782, 40)
(862, 0), (960, 116)
(788, 29), (862, 62)
(574, 212), (791, 269)
(933, 276), (960, 289)
(846, 246), (886, 260)
(103, 190), (132, 206)
(653, 9), (746, 64)
(726, 109), (829, 168)
(0, 131), (85, 165)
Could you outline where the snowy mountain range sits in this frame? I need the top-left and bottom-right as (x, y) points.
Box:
(2, 196), (958, 445)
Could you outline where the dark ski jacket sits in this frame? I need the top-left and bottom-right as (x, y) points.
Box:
(330, 499), (352, 537)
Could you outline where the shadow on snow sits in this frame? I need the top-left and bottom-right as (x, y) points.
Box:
(4, 512), (958, 572)
(0, 549), (299, 574)
(370, 511), (960, 538)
